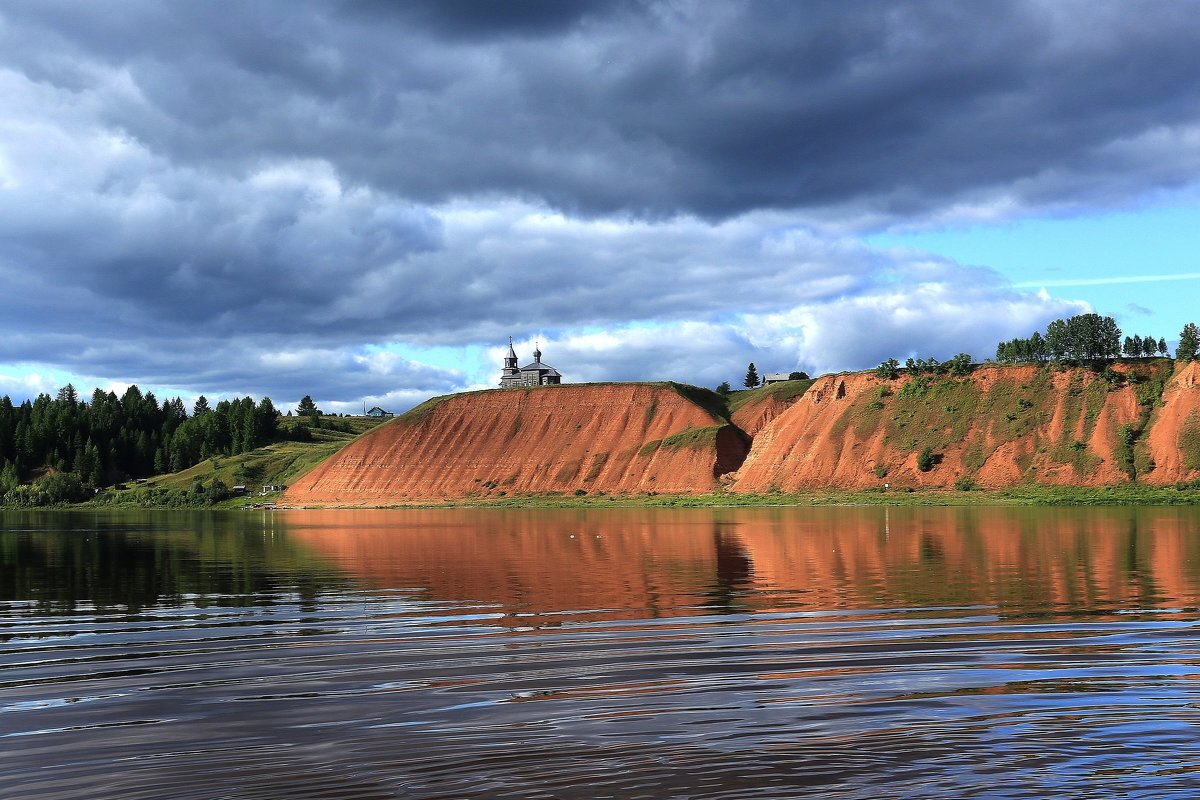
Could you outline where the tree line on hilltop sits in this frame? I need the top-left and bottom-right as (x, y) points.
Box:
(874, 315), (1199, 380)
(713, 316), (1199, 397)
(994, 315), (1198, 365)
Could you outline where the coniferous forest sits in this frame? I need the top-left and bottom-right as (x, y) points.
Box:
(0, 385), (278, 504)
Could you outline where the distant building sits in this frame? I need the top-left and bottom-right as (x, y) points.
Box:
(763, 373), (791, 385)
(499, 337), (562, 388)
(366, 406), (394, 418)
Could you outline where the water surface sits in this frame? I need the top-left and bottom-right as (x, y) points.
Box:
(3, 506), (1200, 798)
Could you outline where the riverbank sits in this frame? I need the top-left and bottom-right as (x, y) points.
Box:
(6, 483), (1200, 513)
(471, 485), (1200, 507)
(132, 484), (1200, 510)
(314, 485), (1200, 509)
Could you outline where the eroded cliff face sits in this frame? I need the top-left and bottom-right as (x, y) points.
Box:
(285, 383), (745, 505)
(286, 364), (1200, 504)
(1143, 361), (1200, 484)
(731, 361), (1198, 491)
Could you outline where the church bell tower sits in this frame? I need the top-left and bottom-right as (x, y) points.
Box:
(499, 336), (521, 387)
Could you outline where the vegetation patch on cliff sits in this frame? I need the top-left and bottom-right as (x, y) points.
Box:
(555, 459), (582, 482)
(584, 452), (609, 481)
(662, 424), (727, 451)
(1181, 413), (1200, 471)
(666, 382), (731, 422)
(726, 378), (815, 415)
(639, 424), (728, 456)
(1118, 363), (1172, 478)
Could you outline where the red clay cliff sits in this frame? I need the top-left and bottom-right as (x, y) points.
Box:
(285, 362), (1200, 505)
(286, 383), (746, 505)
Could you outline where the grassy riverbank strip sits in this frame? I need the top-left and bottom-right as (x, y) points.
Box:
(430, 485), (1200, 508)
(242, 484), (1200, 510)
(7, 484), (1199, 512)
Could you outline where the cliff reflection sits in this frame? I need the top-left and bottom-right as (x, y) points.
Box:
(283, 506), (1200, 620)
(9, 507), (1199, 620)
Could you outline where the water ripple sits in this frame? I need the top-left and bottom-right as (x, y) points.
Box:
(6, 506), (1200, 798)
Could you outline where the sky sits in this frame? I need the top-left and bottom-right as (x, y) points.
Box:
(1, 1), (1199, 414)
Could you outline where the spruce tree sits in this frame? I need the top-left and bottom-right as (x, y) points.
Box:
(55, 383), (78, 405)
(743, 363), (759, 388)
(297, 395), (321, 417)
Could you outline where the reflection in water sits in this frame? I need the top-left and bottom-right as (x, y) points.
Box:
(281, 506), (1200, 620)
(0, 510), (348, 613)
(3, 505), (1200, 799)
(708, 522), (754, 614)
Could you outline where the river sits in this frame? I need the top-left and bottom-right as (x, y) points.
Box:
(3, 506), (1200, 798)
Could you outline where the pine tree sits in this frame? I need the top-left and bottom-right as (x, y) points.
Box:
(169, 440), (186, 472)
(79, 441), (102, 487)
(743, 363), (759, 389)
(55, 383), (78, 405)
(297, 395), (321, 417)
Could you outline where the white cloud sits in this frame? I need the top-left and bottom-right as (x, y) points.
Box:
(489, 278), (1088, 390)
(0, 370), (57, 399)
(742, 285), (1090, 377)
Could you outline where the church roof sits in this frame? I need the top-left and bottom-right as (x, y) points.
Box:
(520, 361), (561, 376)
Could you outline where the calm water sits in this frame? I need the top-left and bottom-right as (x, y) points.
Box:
(4, 506), (1200, 799)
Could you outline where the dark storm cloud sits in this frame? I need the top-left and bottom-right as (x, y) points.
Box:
(5, 0), (1199, 220)
(343, 0), (629, 40)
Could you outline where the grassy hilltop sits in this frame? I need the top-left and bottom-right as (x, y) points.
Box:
(89, 415), (386, 508)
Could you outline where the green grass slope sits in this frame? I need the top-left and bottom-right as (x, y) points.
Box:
(96, 416), (386, 507)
